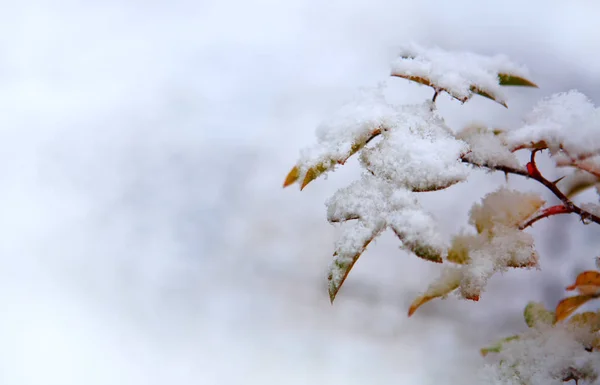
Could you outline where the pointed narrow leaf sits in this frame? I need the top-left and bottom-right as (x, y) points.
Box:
(470, 86), (507, 108)
(283, 166), (300, 187)
(554, 295), (597, 323)
(498, 73), (538, 88)
(390, 73), (434, 88)
(299, 130), (382, 190)
(408, 268), (461, 316)
(328, 223), (384, 303)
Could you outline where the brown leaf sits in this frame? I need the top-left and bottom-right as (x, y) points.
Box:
(554, 295), (597, 323)
(566, 271), (600, 295)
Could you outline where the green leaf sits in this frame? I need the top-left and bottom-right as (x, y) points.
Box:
(480, 335), (520, 356)
(498, 74), (538, 88)
(524, 302), (554, 327)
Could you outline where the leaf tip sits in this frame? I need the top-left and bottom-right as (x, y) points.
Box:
(283, 166), (300, 188)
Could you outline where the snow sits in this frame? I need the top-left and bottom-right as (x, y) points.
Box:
(506, 90), (600, 156)
(482, 324), (600, 385)
(457, 125), (522, 170)
(391, 43), (532, 106)
(360, 102), (470, 191)
(326, 174), (448, 297)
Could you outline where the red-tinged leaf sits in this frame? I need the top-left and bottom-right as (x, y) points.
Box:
(554, 294), (597, 323)
(498, 73), (538, 88)
(283, 166), (300, 188)
(566, 270), (600, 295)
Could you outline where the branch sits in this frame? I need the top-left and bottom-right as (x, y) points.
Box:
(462, 149), (600, 227)
(519, 205), (572, 230)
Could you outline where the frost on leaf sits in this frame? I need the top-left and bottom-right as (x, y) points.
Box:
(469, 187), (545, 233)
(484, 302), (600, 383)
(506, 90), (600, 157)
(283, 86), (390, 189)
(456, 125), (521, 170)
(327, 174), (447, 303)
(410, 188), (543, 313)
(482, 325), (600, 385)
(359, 102), (469, 191)
(524, 302), (555, 328)
(391, 43), (536, 107)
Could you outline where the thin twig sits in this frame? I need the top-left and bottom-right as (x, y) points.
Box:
(461, 149), (600, 227)
(519, 205), (572, 230)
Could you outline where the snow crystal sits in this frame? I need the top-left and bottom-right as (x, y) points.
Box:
(457, 125), (521, 169)
(391, 43), (531, 105)
(360, 103), (469, 191)
(506, 90), (600, 156)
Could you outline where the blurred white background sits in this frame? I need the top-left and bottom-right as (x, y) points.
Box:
(0, 1), (599, 384)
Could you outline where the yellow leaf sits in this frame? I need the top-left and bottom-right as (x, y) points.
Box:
(565, 270), (600, 295)
(283, 166), (300, 188)
(554, 294), (597, 323)
(568, 311), (600, 333)
(408, 268), (461, 316)
(497, 73), (538, 88)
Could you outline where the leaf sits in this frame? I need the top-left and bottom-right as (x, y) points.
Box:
(328, 222), (384, 303)
(470, 86), (507, 108)
(497, 73), (538, 88)
(523, 302), (554, 328)
(480, 335), (520, 356)
(554, 295), (597, 323)
(391, 226), (443, 263)
(391, 45), (536, 107)
(558, 170), (599, 198)
(327, 176), (448, 304)
(568, 311), (600, 333)
(391, 73), (435, 88)
(408, 268), (461, 316)
(301, 162), (331, 190)
(566, 270), (600, 295)
(289, 129), (382, 190)
(283, 166), (300, 187)
(447, 234), (474, 264)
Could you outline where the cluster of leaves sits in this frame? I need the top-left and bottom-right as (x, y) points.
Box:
(481, 270), (600, 384)
(283, 43), (600, 384)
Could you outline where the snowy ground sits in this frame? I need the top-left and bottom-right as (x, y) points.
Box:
(1, 1), (599, 384)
